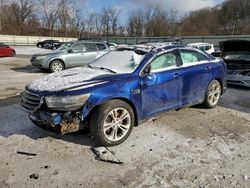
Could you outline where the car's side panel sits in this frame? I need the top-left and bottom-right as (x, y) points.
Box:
(85, 78), (143, 121)
(0, 47), (12, 57)
(180, 63), (213, 106)
(140, 69), (183, 117)
(81, 52), (98, 64)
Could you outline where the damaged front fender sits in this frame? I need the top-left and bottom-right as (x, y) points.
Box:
(29, 103), (94, 134)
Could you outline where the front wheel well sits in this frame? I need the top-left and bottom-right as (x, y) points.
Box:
(49, 59), (65, 69)
(88, 98), (139, 127)
(214, 78), (224, 94)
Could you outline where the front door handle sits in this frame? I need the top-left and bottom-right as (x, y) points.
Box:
(173, 73), (181, 79)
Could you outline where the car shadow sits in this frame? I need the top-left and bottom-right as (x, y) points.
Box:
(15, 54), (32, 59)
(227, 84), (250, 91)
(0, 96), (94, 147)
(11, 65), (47, 74)
(219, 84), (250, 113)
(185, 84), (250, 113)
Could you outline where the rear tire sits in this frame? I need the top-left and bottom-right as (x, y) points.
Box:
(90, 100), (134, 146)
(11, 51), (16, 57)
(203, 80), (221, 108)
(49, 60), (64, 73)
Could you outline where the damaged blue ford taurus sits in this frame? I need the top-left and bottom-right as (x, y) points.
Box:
(21, 44), (227, 146)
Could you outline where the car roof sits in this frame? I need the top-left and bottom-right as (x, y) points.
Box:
(74, 41), (106, 44)
(188, 43), (212, 46)
(117, 43), (185, 55)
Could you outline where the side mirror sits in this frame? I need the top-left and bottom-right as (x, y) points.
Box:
(142, 73), (156, 87)
(68, 49), (73, 53)
(142, 65), (151, 75)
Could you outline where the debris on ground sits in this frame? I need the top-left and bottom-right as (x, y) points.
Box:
(29, 173), (39, 180)
(91, 147), (123, 165)
(16, 151), (37, 156)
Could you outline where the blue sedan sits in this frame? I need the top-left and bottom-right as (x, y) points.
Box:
(21, 44), (227, 146)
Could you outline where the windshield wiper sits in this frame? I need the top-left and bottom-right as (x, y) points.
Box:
(88, 65), (117, 74)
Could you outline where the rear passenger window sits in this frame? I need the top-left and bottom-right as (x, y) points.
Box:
(96, 43), (107, 51)
(199, 46), (205, 51)
(180, 51), (199, 65)
(204, 45), (211, 51)
(85, 43), (97, 52)
(151, 53), (177, 71)
(197, 52), (209, 61)
(180, 50), (208, 65)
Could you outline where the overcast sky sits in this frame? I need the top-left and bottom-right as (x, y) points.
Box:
(85, 0), (225, 13)
(83, 0), (225, 23)
(3, 0), (225, 21)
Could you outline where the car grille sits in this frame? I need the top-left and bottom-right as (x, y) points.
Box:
(21, 90), (42, 113)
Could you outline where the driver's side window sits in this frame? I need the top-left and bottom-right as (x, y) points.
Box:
(150, 52), (177, 72)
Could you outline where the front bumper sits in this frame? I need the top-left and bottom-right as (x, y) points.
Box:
(30, 58), (49, 69)
(29, 111), (81, 134)
(21, 89), (94, 134)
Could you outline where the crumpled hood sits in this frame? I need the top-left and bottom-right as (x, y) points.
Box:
(27, 67), (122, 92)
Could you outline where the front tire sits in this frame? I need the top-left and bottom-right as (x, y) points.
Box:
(203, 80), (221, 108)
(90, 100), (135, 146)
(49, 60), (64, 73)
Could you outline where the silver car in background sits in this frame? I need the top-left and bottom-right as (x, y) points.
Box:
(31, 41), (109, 72)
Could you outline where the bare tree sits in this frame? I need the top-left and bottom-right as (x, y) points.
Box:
(127, 9), (144, 37)
(109, 8), (121, 36)
(58, 0), (70, 37)
(101, 7), (111, 37)
(0, 0), (33, 35)
(38, 0), (61, 37)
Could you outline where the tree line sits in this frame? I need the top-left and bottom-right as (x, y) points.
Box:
(0, 0), (249, 38)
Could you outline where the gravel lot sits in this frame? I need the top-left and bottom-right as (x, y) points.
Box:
(0, 52), (250, 187)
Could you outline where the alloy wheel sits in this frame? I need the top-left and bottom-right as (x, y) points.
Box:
(51, 61), (63, 72)
(208, 82), (221, 106)
(103, 107), (131, 142)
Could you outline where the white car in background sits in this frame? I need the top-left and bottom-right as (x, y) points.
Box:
(187, 43), (215, 54)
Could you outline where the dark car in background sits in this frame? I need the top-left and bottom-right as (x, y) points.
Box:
(31, 41), (109, 72)
(53, 42), (68, 50)
(219, 40), (250, 87)
(22, 44), (227, 146)
(0, 43), (15, 57)
(36, 40), (60, 49)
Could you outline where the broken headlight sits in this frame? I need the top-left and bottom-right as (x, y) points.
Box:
(45, 93), (91, 111)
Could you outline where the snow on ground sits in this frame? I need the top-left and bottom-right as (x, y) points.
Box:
(1, 50), (250, 187)
(12, 46), (52, 55)
(0, 104), (250, 187)
(0, 57), (21, 63)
